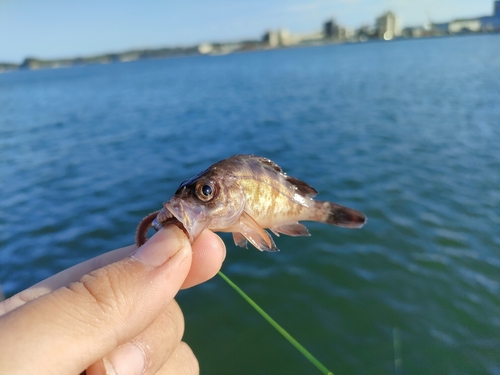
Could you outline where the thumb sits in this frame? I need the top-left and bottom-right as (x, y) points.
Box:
(0, 226), (192, 375)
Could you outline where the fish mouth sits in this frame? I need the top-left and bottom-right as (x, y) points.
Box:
(163, 199), (212, 243)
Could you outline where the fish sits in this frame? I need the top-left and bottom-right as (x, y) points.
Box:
(136, 154), (366, 251)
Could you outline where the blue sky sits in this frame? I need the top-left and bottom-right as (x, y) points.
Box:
(0, 0), (495, 63)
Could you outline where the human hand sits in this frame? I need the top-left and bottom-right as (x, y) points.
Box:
(0, 225), (226, 375)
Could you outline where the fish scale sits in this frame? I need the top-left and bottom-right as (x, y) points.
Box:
(237, 175), (307, 227)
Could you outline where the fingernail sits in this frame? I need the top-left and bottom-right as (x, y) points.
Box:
(103, 343), (145, 375)
(131, 226), (186, 267)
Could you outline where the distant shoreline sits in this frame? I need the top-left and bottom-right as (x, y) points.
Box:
(1, 31), (498, 74)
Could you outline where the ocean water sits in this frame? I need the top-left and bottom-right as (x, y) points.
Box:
(1, 34), (500, 374)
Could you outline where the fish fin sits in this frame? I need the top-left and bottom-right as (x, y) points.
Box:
(252, 155), (317, 198)
(254, 156), (284, 173)
(316, 201), (366, 228)
(239, 211), (279, 252)
(271, 222), (310, 237)
(232, 232), (248, 248)
(285, 176), (318, 197)
(242, 230), (278, 252)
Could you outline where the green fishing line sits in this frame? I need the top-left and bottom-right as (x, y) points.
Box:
(218, 271), (334, 375)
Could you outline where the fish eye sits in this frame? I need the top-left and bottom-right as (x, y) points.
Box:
(195, 182), (215, 201)
(202, 184), (212, 197)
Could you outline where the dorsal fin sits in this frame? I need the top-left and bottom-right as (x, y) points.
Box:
(254, 156), (284, 173)
(286, 175), (318, 197)
(247, 154), (318, 197)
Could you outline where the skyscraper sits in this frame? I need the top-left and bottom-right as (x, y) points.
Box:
(376, 12), (401, 40)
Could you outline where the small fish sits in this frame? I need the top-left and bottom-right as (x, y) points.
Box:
(136, 154), (366, 251)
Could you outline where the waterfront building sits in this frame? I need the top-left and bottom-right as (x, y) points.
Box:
(401, 26), (430, 38)
(355, 25), (373, 41)
(448, 19), (481, 33)
(323, 18), (353, 40)
(262, 29), (293, 47)
(479, 15), (500, 31)
(432, 0), (500, 34)
(262, 30), (278, 47)
(376, 11), (401, 40)
(198, 43), (213, 54)
(478, 0), (500, 31)
(324, 18), (338, 38)
(431, 22), (450, 35)
(324, 18), (347, 40)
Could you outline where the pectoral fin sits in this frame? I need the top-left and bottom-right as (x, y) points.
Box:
(237, 211), (279, 252)
(271, 222), (310, 237)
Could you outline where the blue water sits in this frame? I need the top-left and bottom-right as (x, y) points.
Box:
(1, 34), (500, 374)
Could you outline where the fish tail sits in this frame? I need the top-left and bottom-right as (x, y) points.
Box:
(312, 201), (366, 228)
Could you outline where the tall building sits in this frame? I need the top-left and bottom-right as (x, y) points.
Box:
(262, 29), (293, 47)
(376, 11), (401, 40)
(495, 0), (500, 16)
(323, 18), (347, 40)
(324, 18), (339, 38)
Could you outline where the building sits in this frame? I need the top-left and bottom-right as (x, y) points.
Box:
(479, 0), (500, 31)
(262, 29), (293, 47)
(323, 18), (345, 39)
(448, 19), (482, 33)
(432, 0), (500, 34)
(479, 15), (500, 31)
(324, 18), (339, 38)
(324, 18), (347, 40)
(431, 22), (450, 35)
(376, 11), (401, 40)
(402, 26), (429, 38)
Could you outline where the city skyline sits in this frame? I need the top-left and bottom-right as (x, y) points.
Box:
(0, 0), (495, 63)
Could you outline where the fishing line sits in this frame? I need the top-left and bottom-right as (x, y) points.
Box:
(218, 271), (334, 375)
